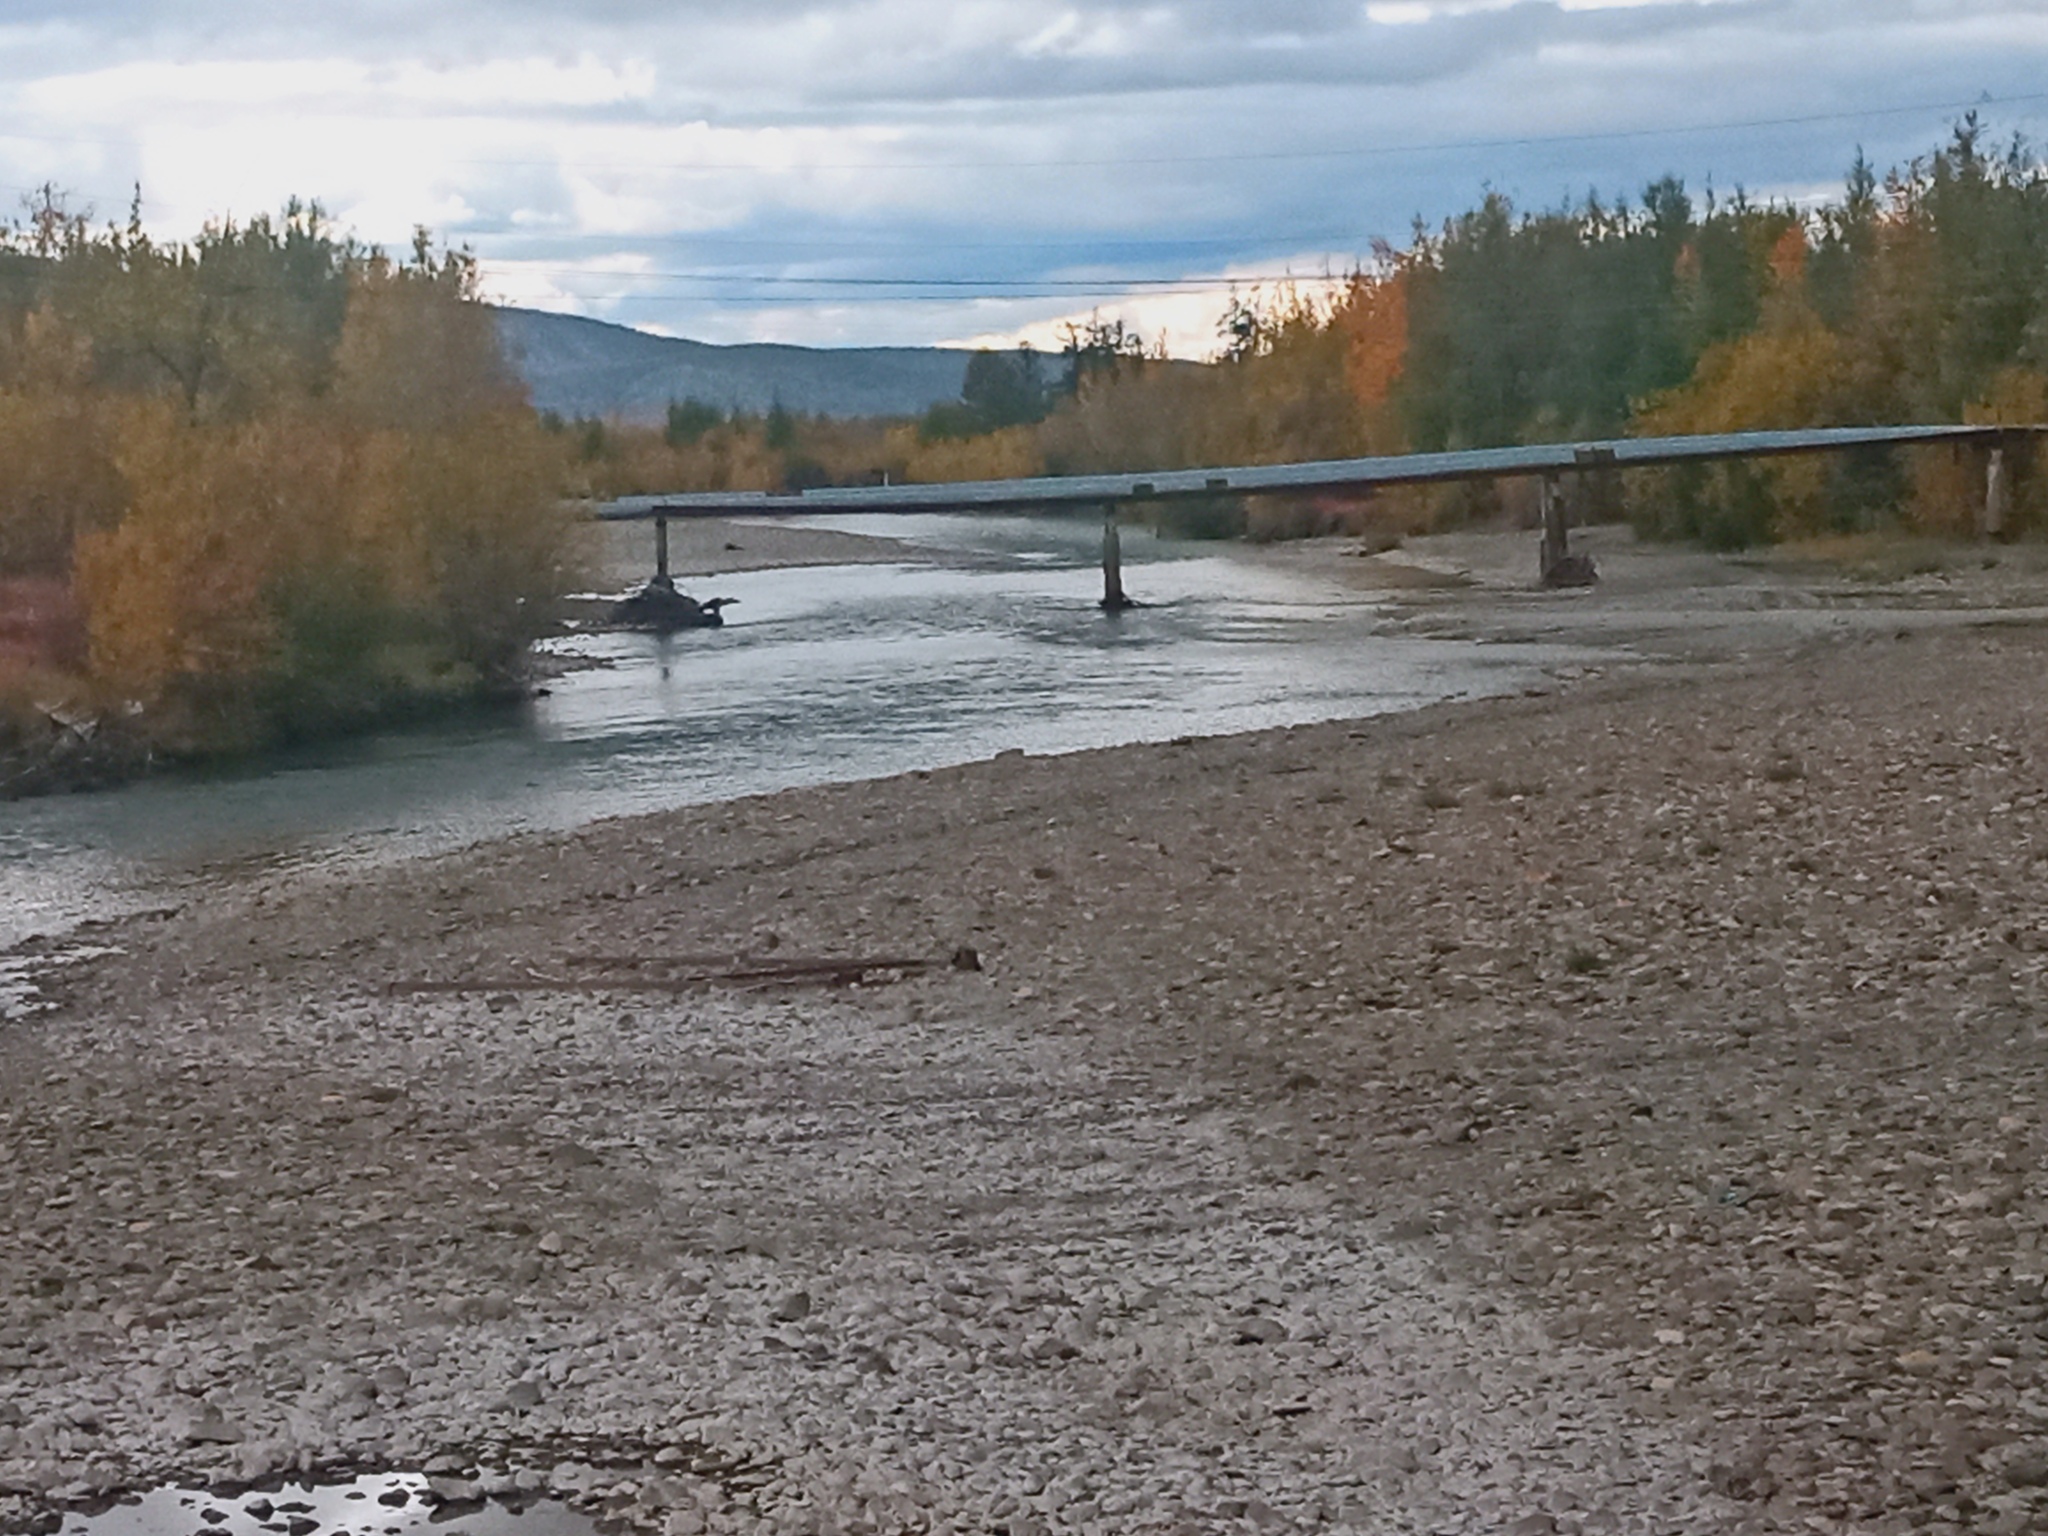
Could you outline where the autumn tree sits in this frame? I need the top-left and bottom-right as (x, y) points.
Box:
(330, 231), (522, 430)
(0, 198), (582, 755)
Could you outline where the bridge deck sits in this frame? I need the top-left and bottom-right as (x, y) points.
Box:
(598, 424), (2037, 521)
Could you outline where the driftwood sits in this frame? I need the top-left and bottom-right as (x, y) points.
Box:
(387, 951), (967, 998)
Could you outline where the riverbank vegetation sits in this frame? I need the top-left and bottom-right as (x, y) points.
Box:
(9, 120), (2047, 790)
(0, 196), (583, 788)
(580, 118), (2048, 547)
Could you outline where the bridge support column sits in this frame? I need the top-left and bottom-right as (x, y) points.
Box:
(1539, 473), (1569, 578)
(654, 515), (672, 588)
(1539, 472), (1599, 587)
(1101, 507), (1131, 613)
(1983, 444), (2011, 541)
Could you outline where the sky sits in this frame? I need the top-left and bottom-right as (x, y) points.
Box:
(4, 1), (2048, 357)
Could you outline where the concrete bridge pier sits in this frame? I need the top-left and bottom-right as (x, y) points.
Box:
(1983, 442), (2012, 541)
(1540, 469), (1599, 588)
(1539, 473), (1568, 577)
(1101, 506), (1132, 612)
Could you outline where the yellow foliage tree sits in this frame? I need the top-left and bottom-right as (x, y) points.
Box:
(0, 308), (125, 577)
(331, 242), (525, 432)
(1906, 366), (2048, 535)
(896, 423), (1044, 484)
(364, 413), (579, 675)
(74, 402), (286, 701)
(1638, 312), (1850, 437)
(1634, 298), (1858, 540)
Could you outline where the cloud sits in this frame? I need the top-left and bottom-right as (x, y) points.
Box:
(2, 1), (2046, 349)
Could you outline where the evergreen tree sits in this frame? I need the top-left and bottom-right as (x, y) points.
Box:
(960, 345), (1048, 429)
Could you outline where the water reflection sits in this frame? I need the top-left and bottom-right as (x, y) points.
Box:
(59, 1476), (596, 1536)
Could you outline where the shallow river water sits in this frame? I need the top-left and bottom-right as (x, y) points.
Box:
(1, 514), (1599, 962)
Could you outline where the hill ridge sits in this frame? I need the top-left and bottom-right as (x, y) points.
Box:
(494, 306), (973, 423)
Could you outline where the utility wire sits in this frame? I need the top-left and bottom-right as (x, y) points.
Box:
(494, 270), (1355, 290)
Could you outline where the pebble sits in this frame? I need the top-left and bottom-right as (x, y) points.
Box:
(0, 976), (1741, 1533)
(23, 627), (2048, 1532)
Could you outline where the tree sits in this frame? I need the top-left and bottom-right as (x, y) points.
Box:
(1060, 314), (1145, 391)
(44, 198), (355, 421)
(1338, 267), (1409, 427)
(1809, 151), (1881, 329)
(0, 199), (580, 755)
(961, 346), (1048, 428)
(330, 234), (525, 431)
(665, 397), (723, 446)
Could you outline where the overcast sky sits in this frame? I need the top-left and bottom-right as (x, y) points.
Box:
(4, 1), (2047, 355)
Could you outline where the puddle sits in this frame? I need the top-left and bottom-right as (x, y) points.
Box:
(56, 1476), (601, 1536)
(0, 955), (45, 1020)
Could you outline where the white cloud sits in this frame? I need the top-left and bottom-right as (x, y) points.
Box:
(2, 2), (2046, 347)
(948, 263), (1357, 359)
(20, 53), (654, 116)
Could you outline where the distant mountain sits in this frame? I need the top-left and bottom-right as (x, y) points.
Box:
(494, 306), (974, 423)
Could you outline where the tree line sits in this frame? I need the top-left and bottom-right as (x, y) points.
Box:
(8, 119), (2046, 776)
(583, 118), (2048, 545)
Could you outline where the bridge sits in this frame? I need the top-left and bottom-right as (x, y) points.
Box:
(600, 423), (2040, 608)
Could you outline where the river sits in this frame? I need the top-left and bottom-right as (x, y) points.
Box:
(0, 514), (1599, 974)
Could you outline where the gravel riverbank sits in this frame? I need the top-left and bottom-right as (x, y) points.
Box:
(8, 615), (2048, 1534)
(595, 516), (932, 584)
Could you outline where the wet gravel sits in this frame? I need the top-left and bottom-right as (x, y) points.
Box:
(9, 621), (2048, 1533)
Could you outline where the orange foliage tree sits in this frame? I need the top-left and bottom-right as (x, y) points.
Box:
(2, 200), (581, 753)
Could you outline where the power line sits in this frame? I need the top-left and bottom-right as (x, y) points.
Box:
(490, 292), (1318, 307)
(11, 88), (2045, 321)
(526, 291), (1254, 306)
(492, 229), (1369, 253)
(491, 268), (1355, 291)
(493, 289), (1260, 307)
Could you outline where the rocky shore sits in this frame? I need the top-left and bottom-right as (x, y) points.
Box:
(7, 617), (2048, 1534)
(0, 716), (154, 800)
